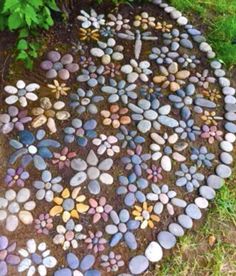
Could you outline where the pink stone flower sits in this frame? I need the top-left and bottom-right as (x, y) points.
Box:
(201, 125), (223, 144)
(146, 165), (163, 183)
(34, 213), (53, 235)
(85, 231), (107, 253)
(52, 147), (77, 169)
(88, 197), (113, 223)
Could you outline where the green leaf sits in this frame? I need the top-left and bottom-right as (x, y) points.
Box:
(29, 0), (43, 9)
(2, 0), (19, 13)
(8, 12), (22, 30)
(17, 39), (28, 50)
(19, 28), (29, 38)
(24, 5), (39, 25)
(16, 50), (28, 60)
(47, 0), (60, 11)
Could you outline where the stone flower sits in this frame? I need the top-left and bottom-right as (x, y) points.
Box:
(0, 106), (32, 134)
(79, 28), (100, 42)
(139, 82), (162, 101)
(101, 251), (125, 273)
(117, 173), (148, 207)
(54, 253), (100, 276)
(191, 146), (215, 168)
(107, 13), (130, 31)
(77, 9), (105, 29)
(201, 110), (222, 125)
(121, 145), (151, 176)
(0, 188), (35, 232)
(163, 28), (192, 50)
(53, 219), (86, 250)
(146, 184), (185, 215)
(146, 165), (163, 183)
(92, 134), (120, 156)
(18, 239), (57, 276)
(101, 104), (131, 128)
(133, 12), (155, 30)
(34, 213), (53, 235)
(153, 62), (190, 92)
(70, 150), (114, 195)
(90, 38), (124, 64)
(70, 88), (104, 114)
(52, 146), (77, 170)
(77, 65), (105, 87)
(88, 197), (113, 223)
(149, 46), (179, 65)
(150, 132), (187, 171)
(202, 88), (222, 102)
(121, 59), (152, 83)
(155, 21), (173, 32)
(9, 129), (60, 171)
(85, 231), (107, 253)
(64, 118), (97, 146)
(40, 51), (79, 80)
(4, 80), (39, 107)
(168, 84), (195, 120)
(103, 63), (121, 78)
(33, 170), (63, 202)
(102, 79), (137, 105)
(200, 125), (223, 144)
(178, 53), (200, 69)
(31, 97), (70, 133)
(100, 26), (114, 37)
(105, 209), (140, 250)
(175, 119), (201, 141)
(4, 167), (29, 187)
(132, 202), (160, 229)
(0, 236), (20, 276)
(116, 125), (145, 149)
(128, 98), (178, 133)
(189, 69), (216, 89)
(175, 164), (205, 192)
(47, 80), (70, 99)
(49, 187), (89, 223)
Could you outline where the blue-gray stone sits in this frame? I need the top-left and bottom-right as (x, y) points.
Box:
(54, 268), (72, 276)
(194, 98), (216, 108)
(67, 253), (79, 270)
(110, 232), (123, 247)
(119, 209), (130, 222)
(216, 164), (232, 179)
(180, 38), (193, 49)
(168, 223), (184, 237)
(178, 214), (193, 229)
(157, 231), (176, 249)
(158, 116), (179, 128)
(225, 122), (236, 133)
(185, 204), (202, 220)
(124, 232), (137, 250)
(199, 186), (216, 200)
(80, 255), (95, 271)
(129, 255), (149, 275)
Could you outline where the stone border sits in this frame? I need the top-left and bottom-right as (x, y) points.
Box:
(124, 0), (236, 274)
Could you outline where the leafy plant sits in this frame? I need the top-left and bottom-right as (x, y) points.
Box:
(0, 0), (60, 69)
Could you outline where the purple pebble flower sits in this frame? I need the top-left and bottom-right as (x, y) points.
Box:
(0, 106), (32, 134)
(4, 167), (29, 187)
(0, 236), (20, 276)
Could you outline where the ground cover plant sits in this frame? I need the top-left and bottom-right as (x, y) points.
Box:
(0, 0), (235, 276)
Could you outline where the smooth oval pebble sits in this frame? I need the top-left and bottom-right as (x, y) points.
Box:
(128, 255), (149, 275)
(145, 241), (163, 262)
(157, 231), (176, 249)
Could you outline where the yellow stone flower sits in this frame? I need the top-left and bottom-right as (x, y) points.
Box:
(79, 28), (100, 42)
(47, 80), (70, 99)
(202, 88), (221, 102)
(132, 202), (160, 229)
(155, 21), (173, 32)
(201, 110), (219, 126)
(50, 187), (89, 223)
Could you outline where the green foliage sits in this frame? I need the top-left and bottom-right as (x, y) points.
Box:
(0, 0), (59, 69)
(170, 0), (236, 67)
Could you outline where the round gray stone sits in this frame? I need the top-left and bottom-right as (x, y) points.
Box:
(207, 175), (224, 190)
(185, 203), (202, 220)
(157, 231), (176, 249)
(216, 164), (232, 179)
(199, 186), (216, 200)
(129, 255), (149, 275)
(168, 223), (184, 237)
(178, 214), (193, 229)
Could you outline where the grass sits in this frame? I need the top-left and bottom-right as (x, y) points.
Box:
(169, 0), (236, 68)
(155, 173), (236, 276)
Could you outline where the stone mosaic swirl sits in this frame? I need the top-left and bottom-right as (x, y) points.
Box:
(0, 0), (235, 275)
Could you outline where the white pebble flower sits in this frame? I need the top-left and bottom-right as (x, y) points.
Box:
(18, 239), (57, 276)
(107, 13), (130, 31)
(92, 134), (120, 156)
(121, 59), (152, 83)
(77, 9), (105, 29)
(0, 188), (35, 232)
(4, 80), (39, 107)
(150, 132), (187, 172)
(33, 170), (63, 202)
(53, 219), (86, 250)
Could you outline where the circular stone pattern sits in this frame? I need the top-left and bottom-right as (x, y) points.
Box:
(0, 1), (235, 275)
